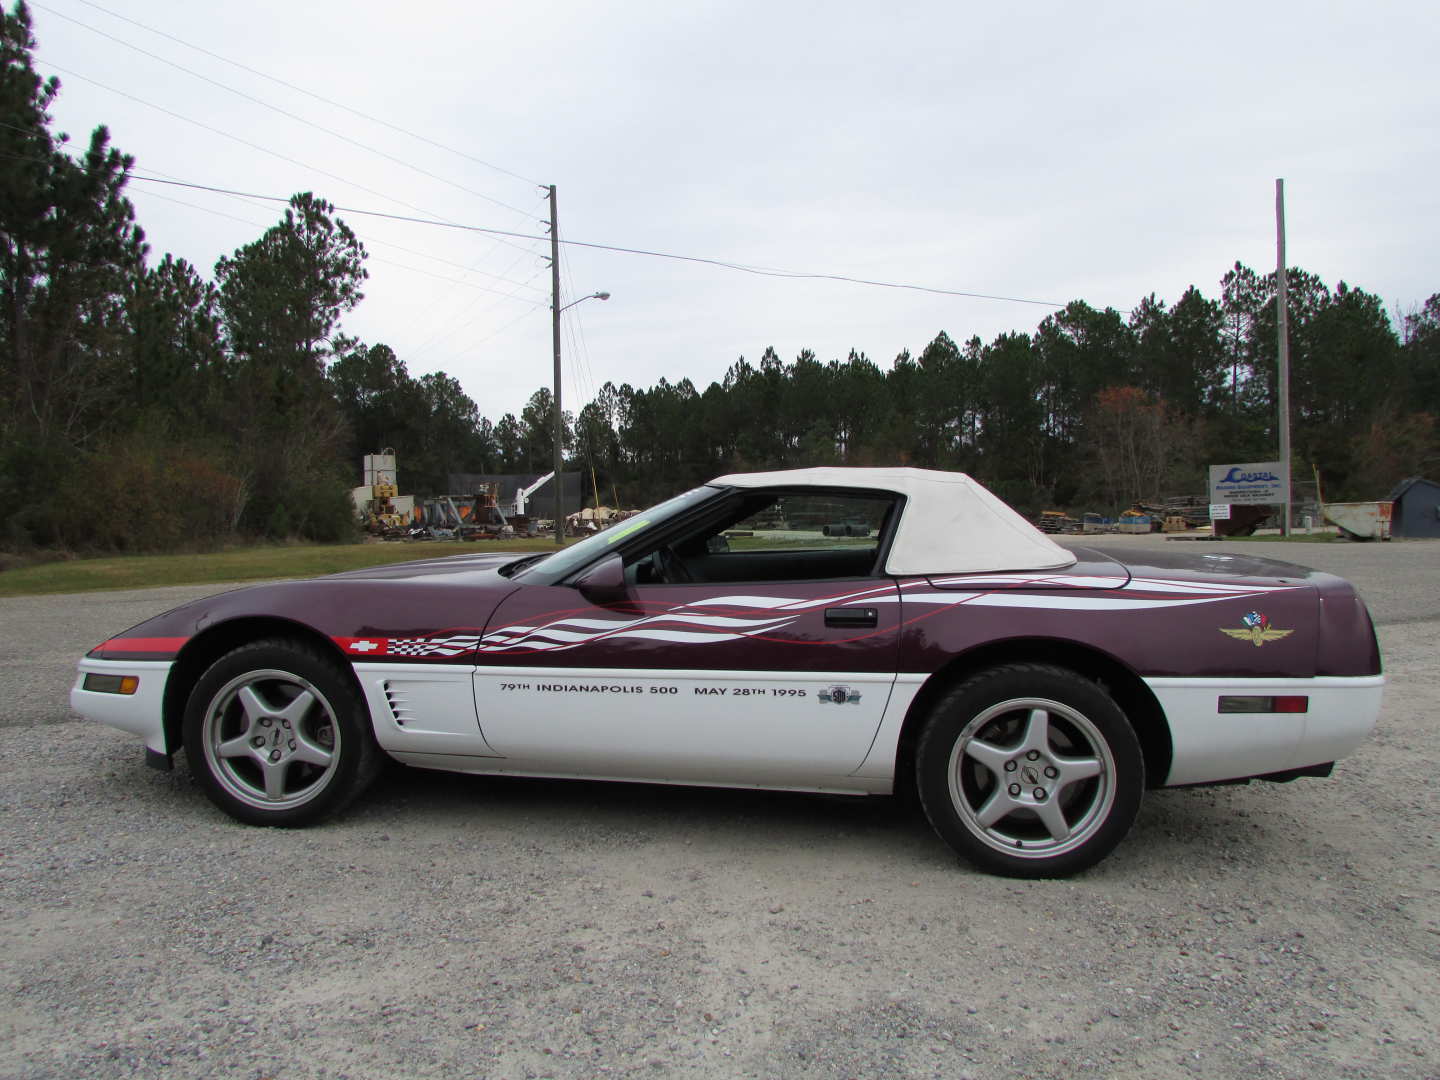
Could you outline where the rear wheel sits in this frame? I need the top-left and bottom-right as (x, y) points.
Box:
(183, 639), (381, 826)
(916, 664), (1143, 877)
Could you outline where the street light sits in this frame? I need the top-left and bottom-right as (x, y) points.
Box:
(561, 291), (611, 312)
(552, 290), (610, 543)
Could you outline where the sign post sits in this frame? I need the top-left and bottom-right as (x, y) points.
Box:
(1276, 179), (1292, 537)
(1209, 503), (1231, 537)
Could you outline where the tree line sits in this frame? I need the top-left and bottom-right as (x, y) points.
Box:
(3, 3), (1437, 552)
(579, 275), (1439, 512)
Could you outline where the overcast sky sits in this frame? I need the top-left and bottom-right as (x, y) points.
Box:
(27, 0), (1440, 426)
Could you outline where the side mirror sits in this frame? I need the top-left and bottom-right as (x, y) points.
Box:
(574, 553), (628, 604)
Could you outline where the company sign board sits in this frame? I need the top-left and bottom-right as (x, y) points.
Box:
(1209, 461), (1287, 505)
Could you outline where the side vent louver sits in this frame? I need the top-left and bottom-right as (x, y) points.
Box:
(382, 680), (417, 727)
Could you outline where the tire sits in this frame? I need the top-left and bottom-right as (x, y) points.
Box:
(916, 664), (1144, 878)
(182, 639), (382, 826)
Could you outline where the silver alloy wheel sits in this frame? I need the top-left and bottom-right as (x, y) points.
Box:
(200, 668), (341, 812)
(946, 695), (1116, 859)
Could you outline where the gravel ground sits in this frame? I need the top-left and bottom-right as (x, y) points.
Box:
(1, 537), (1436, 1080)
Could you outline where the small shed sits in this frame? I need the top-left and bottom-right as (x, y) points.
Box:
(1386, 477), (1440, 539)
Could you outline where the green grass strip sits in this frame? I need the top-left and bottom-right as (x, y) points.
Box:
(0, 538), (572, 597)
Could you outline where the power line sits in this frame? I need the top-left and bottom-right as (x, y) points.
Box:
(133, 185), (269, 230)
(5, 123), (1066, 310)
(402, 237), (552, 358)
(137, 185), (549, 302)
(371, 255), (548, 303)
(55, 0), (541, 188)
(4, 107), (554, 312)
(32, 2), (539, 220)
(559, 222), (602, 409)
(0, 136), (550, 299)
(35, 59), (540, 260)
(37, 61), (450, 223)
(403, 190), (552, 361)
(412, 260), (552, 352)
(356, 235), (548, 298)
(131, 170), (548, 296)
(391, 221), (553, 341)
(125, 175), (1067, 308)
(406, 274), (550, 364)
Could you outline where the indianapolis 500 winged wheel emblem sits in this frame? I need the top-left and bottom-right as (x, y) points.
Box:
(1220, 611), (1294, 647)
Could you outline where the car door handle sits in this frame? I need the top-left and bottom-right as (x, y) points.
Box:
(825, 607), (878, 628)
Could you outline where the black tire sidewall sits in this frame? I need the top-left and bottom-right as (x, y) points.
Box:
(182, 640), (377, 827)
(916, 664), (1144, 878)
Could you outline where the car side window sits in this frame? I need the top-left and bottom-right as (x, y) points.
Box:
(721, 492), (890, 555)
(632, 490), (897, 585)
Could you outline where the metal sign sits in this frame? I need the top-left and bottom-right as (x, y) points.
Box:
(1209, 462), (1287, 505)
(1209, 504), (1232, 520)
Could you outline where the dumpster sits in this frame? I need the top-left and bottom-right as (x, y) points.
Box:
(1324, 501), (1392, 541)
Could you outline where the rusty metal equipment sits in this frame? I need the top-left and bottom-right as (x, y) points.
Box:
(1036, 510), (1078, 534)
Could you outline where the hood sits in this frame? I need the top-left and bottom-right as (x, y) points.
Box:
(319, 550), (528, 586)
(86, 551), (530, 661)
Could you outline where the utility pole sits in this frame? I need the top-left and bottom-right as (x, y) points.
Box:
(549, 184), (564, 545)
(1275, 179), (1292, 538)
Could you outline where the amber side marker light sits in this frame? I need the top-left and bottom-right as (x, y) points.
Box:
(83, 673), (139, 695)
(1218, 695), (1308, 714)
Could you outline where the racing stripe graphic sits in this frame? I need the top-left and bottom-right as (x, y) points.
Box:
(476, 609), (801, 653)
(388, 634), (483, 657)
(923, 574), (1293, 597)
(90, 636), (190, 659)
(899, 576), (1301, 611)
(879, 590), (1297, 612)
(333, 576), (1301, 659)
(335, 633), (483, 658)
(473, 577), (1300, 655)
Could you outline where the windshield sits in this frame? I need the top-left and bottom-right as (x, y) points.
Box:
(511, 485), (719, 584)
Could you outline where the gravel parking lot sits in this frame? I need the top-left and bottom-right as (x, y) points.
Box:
(2, 536), (1437, 1080)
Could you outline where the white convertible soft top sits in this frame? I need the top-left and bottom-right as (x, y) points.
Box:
(710, 466), (1077, 576)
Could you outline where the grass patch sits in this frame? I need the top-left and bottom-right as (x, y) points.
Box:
(0, 538), (572, 598)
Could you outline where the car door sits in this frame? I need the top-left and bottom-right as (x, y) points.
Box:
(470, 489), (903, 788)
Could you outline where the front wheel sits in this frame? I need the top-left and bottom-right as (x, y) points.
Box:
(183, 639), (381, 826)
(916, 664), (1144, 877)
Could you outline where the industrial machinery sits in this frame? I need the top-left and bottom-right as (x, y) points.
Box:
(352, 450), (414, 537)
(512, 471), (555, 516)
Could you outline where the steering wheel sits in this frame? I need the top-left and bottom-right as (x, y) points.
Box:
(653, 545), (694, 584)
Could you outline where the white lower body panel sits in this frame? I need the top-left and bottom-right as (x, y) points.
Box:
(71, 659), (173, 754)
(1146, 675), (1384, 786)
(354, 663), (497, 757)
(385, 752), (891, 795)
(852, 673), (927, 780)
(471, 666), (897, 786)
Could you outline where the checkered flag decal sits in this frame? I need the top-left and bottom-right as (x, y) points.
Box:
(386, 634), (482, 658)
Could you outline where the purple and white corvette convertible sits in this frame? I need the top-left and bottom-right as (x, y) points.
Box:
(72, 468), (1383, 876)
